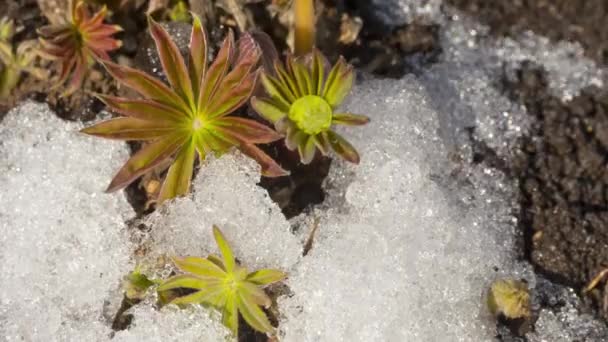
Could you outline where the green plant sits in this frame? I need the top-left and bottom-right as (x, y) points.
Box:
(38, 0), (122, 95)
(251, 50), (369, 164)
(487, 279), (530, 319)
(0, 18), (46, 98)
(82, 15), (287, 204)
(158, 225), (286, 335)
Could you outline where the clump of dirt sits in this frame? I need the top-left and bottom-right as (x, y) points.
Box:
(503, 61), (608, 319)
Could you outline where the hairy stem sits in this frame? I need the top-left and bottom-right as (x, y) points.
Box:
(293, 0), (315, 56)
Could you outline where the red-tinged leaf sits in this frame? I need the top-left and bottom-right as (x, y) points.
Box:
(238, 143), (289, 177)
(38, 38), (73, 57)
(298, 135), (317, 164)
(88, 37), (122, 51)
(332, 113), (370, 126)
(103, 60), (190, 113)
(205, 71), (258, 119)
(148, 17), (194, 105)
(250, 30), (278, 77)
(250, 96), (288, 124)
(327, 130), (360, 164)
(80, 5), (108, 31)
(105, 133), (187, 192)
(96, 94), (186, 122)
(236, 291), (274, 333)
(314, 131), (330, 155)
(171, 256), (226, 279)
(157, 140), (196, 203)
(235, 33), (259, 67)
(157, 274), (206, 292)
(85, 25), (122, 39)
(188, 14), (207, 97)
(323, 57), (354, 107)
(37, 25), (70, 37)
(246, 269), (286, 286)
(201, 128), (239, 153)
(54, 57), (76, 88)
(80, 117), (175, 140)
(62, 55), (86, 96)
(211, 117), (282, 144)
(198, 31), (234, 112)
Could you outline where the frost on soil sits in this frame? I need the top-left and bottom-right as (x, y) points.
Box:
(0, 102), (132, 340)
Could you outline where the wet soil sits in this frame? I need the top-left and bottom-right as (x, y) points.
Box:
(447, 0), (608, 322)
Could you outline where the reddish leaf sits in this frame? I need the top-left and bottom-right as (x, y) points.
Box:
(106, 134), (187, 192)
(96, 94), (186, 122)
(148, 17), (194, 105)
(80, 117), (175, 140)
(103, 60), (190, 113)
(205, 71), (259, 119)
(211, 117), (282, 144)
(238, 143), (289, 177)
(198, 31), (234, 112)
(188, 14), (208, 97)
(327, 130), (360, 164)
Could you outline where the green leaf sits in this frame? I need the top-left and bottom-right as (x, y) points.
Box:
(298, 134), (317, 164)
(250, 97), (288, 124)
(285, 127), (307, 151)
(171, 256), (226, 279)
(274, 61), (299, 101)
(222, 293), (239, 334)
(311, 49), (325, 95)
(246, 269), (287, 286)
(260, 73), (293, 110)
(80, 117), (175, 140)
(332, 113), (370, 126)
(205, 70), (259, 119)
(313, 132), (331, 155)
(148, 17), (194, 105)
(327, 130), (360, 164)
(236, 291), (274, 333)
(105, 133), (187, 192)
(239, 282), (271, 307)
(322, 57), (354, 108)
(170, 284), (225, 306)
(157, 274), (206, 292)
(291, 57), (314, 96)
(213, 226), (236, 272)
(158, 140), (196, 204)
(188, 14), (207, 97)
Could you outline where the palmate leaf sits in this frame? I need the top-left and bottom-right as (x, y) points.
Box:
(158, 226), (287, 335)
(251, 49), (369, 165)
(38, 1), (122, 96)
(82, 14), (287, 204)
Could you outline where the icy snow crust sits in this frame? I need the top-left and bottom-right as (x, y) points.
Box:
(0, 102), (132, 340)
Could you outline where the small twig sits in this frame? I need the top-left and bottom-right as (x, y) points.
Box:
(583, 268), (608, 293)
(302, 217), (320, 256)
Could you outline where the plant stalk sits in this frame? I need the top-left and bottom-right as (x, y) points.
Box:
(293, 0), (315, 56)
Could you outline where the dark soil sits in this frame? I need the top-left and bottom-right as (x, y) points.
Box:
(449, 0), (608, 323)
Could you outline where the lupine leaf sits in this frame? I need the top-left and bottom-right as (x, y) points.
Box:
(237, 291), (274, 333)
(311, 49), (325, 95)
(156, 274), (206, 292)
(213, 226), (235, 272)
(260, 73), (292, 109)
(171, 256), (226, 279)
(313, 132), (331, 155)
(189, 14), (207, 97)
(158, 140), (196, 202)
(80, 117), (175, 140)
(239, 282), (272, 307)
(222, 294), (239, 333)
(250, 96), (288, 123)
(198, 31), (233, 112)
(274, 61), (299, 101)
(148, 17), (194, 105)
(327, 130), (360, 164)
(106, 134), (187, 192)
(96, 95), (185, 122)
(285, 128), (307, 151)
(298, 135), (317, 164)
(170, 284), (225, 305)
(103, 61), (190, 112)
(206, 71), (259, 119)
(246, 269), (287, 286)
(332, 113), (370, 126)
(238, 143), (289, 177)
(323, 57), (354, 108)
(211, 117), (282, 144)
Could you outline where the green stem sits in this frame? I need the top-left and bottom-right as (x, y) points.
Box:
(0, 66), (20, 99)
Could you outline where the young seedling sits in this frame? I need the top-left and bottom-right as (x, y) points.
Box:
(0, 18), (46, 98)
(82, 15), (287, 204)
(38, 0), (122, 95)
(487, 279), (530, 319)
(251, 49), (369, 164)
(158, 225), (286, 335)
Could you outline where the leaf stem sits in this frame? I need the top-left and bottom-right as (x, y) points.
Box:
(293, 0), (315, 56)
